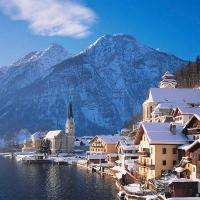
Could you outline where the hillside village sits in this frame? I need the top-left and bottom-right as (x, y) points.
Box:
(8, 70), (200, 199)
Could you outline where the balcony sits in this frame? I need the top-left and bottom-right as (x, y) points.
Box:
(196, 173), (200, 179)
(192, 158), (197, 165)
(197, 161), (200, 168)
(94, 145), (103, 148)
(146, 163), (155, 170)
(138, 151), (150, 157)
(134, 160), (146, 167)
(187, 128), (200, 134)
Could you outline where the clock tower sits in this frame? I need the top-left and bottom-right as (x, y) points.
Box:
(158, 71), (177, 88)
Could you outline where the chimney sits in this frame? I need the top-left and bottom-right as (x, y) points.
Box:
(170, 122), (176, 134)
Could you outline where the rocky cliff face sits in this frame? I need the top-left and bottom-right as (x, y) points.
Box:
(0, 34), (187, 139)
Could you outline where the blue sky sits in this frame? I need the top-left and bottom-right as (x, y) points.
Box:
(0, 0), (199, 66)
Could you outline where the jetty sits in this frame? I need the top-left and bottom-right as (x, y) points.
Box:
(22, 155), (53, 164)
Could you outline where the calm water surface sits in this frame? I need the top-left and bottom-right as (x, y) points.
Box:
(0, 156), (118, 200)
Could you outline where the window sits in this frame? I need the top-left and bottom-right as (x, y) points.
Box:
(163, 160), (166, 165)
(193, 167), (195, 172)
(162, 148), (167, 154)
(173, 160), (176, 165)
(172, 147), (177, 154)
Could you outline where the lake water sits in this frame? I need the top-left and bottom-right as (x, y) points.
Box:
(0, 156), (118, 200)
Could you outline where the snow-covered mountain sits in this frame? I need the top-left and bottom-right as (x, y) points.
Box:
(0, 34), (187, 139)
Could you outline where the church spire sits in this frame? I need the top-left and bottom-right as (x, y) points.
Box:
(68, 94), (73, 119)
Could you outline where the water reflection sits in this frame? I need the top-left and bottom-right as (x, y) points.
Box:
(0, 157), (118, 200)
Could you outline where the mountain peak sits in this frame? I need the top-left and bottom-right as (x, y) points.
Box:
(11, 44), (73, 67)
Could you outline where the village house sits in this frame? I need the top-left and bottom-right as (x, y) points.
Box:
(22, 131), (46, 152)
(89, 135), (122, 154)
(116, 138), (138, 171)
(172, 106), (200, 126)
(134, 122), (188, 180)
(87, 135), (122, 165)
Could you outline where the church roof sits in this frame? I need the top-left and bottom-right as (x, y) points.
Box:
(45, 130), (62, 139)
(162, 71), (174, 79)
(145, 88), (200, 104)
(154, 102), (188, 109)
(31, 131), (46, 140)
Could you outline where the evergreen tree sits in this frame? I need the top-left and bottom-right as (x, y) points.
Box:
(38, 139), (51, 156)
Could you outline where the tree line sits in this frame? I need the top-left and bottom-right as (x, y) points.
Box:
(174, 56), (200, 88)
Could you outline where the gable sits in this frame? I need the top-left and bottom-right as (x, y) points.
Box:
(182, 114), (200, 134)
(134, 124), (144, 145)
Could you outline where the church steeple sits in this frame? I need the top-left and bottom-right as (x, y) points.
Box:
(65, 93), (75, 153)
(68, 94), (73, 119)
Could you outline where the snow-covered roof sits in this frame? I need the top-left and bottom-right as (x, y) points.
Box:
(145, 88), (200, 104)
(176, 106), (200, 115)
(183, 113), (200, 130)
(116, 169), (127, 179)
(154, 102), (188, 110)
(178, 143), (191, 150)
(162, 71), (174, 78)
(90, 135), (122, 144)
(31, 131), (46, 140)
(111, 165), (123, 171)
(87, 155), (106, 159)
(45, 130), (62, 139)
(124, 153), (138, 157)
(136, 122), (188, 145)
(81, 136), (94, 139)
(107, 153), (118, 157)
(185, 139), (200, 152)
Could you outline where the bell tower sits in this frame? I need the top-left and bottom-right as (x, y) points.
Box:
(66, 94), (75, 153)
(158, 70), (177, 88)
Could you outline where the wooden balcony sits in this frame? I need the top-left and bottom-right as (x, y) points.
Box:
(146, 163), (155, 170)
(196, 173), (200, 179)
(197, 161), (200, 168)
(187, 128), (200, 134)
(94, 145), (103, 148)
(138, 151), (150, 157)
(192, 158), (197, 165)
(134, 160), (146, 167)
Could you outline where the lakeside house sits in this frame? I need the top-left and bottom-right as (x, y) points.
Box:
(89, 135), (122, 154)
(134, 122), (188, 180)
(22, 131), (46, 152)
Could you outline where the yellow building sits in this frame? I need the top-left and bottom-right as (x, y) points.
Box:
(89, 135), (122, 154)
(134, 122), (188, 180)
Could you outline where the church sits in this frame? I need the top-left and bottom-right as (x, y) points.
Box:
(22, 95), (75, 154)
(142, 70), (200, 122)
